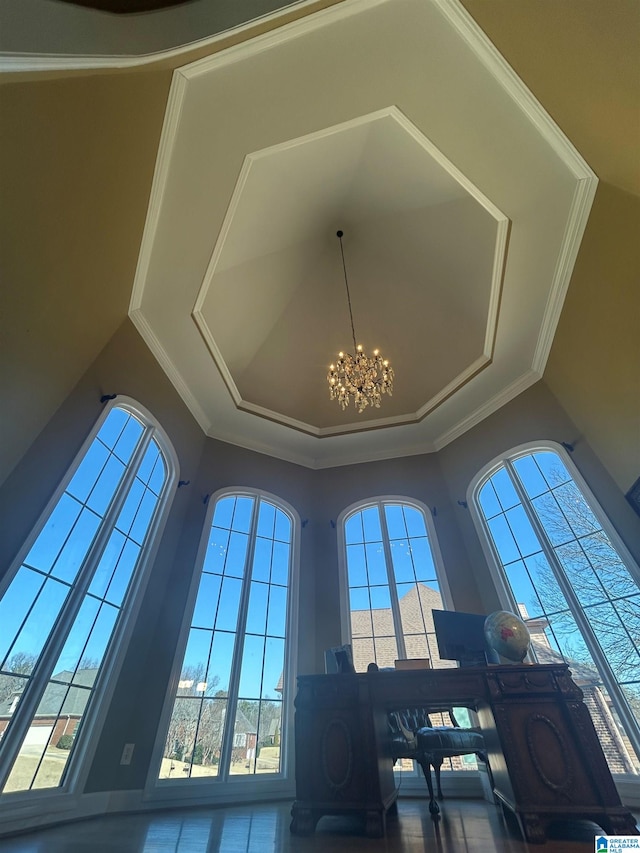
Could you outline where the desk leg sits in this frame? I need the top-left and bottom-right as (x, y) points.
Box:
(364, 808), (385, 838)
(290, 804), (318, 836)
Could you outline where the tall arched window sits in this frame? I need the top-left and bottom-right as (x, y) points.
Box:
(470, 443), (640, 775)
(339, 498), (451, 673)
(0, 399), (177, 796)
(156, 490), (297, 787)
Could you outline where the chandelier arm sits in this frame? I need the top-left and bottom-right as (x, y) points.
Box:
(338, 232), (358, 355)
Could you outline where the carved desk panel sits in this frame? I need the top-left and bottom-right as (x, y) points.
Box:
(290, 664), (638, 842)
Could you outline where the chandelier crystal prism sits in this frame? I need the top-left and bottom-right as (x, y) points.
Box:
(327, 230), (394, 414)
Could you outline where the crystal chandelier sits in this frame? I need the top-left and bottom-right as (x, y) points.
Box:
(327, 230), (394, 413)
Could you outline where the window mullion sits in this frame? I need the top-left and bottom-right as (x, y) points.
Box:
(379, 503), (406, 660)
(218, 497), (260, 778)
(505, 459), (640, 759)
(0, 425), (154, 791)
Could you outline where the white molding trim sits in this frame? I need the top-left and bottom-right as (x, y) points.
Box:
(180, 0), (387, 81)
(484, 218), (510, 357)
(129, 308), (212, 435)
(0, 0), (324, 73)
(129, 72), (189, 313)
(532, 175), (599, 373)
(432, 369), (541, 452)
(432, 0), (597, 181)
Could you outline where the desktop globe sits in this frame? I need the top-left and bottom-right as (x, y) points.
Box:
(483, 611), (531, 662)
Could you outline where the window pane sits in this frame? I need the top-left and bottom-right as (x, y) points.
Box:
(362, 507), (382, 541)
(112, 416), (143, 465)
(89, 530), (126, 599)
(252, 538), (273, 583)
(137, 443), (160, 486)
(345, 513), (364, 545)
(266, 585), (287, 639)
(246, 582), (269, 636)
(203, 527), (230, 575)
(491, 468), (520, 511)
(5, 577), (69, 666)
(23, 494), (82, 574)
(487, 514), (520, 565)
(115, 479), (145, 536)
(410, 538), (435, 581)
(512, 455), (548, 499)
(67, 441), (109, 504)
(159, 697), (201, 779)
(129, 490), (159, 545)
(365, 542), (387, 586)
(86, 455), (126, 516)
(403, 507), (427, 538)
(270, 541), (289, 587)
(389, 540), (414, 583)
(50, 507), (101, 584)
(224, 532), (249, 578)
(231, 498), (254, 533)
(53, 596), (101, 676)
(256, 503), (275, 539)
(96, 408), (128, 449)
(104, 539), (140, 607)
(216, 577), (242, 632)
(478, 481), (501, 520)
(192, 573), (222, 630)
(190, 697), (226, 777)
(208, 631), (235, 694)
(238, 634), (265, 699)
(505, 505), (540, 559)
(274, 510), (291, 543)
(212, 497), (234, 530)
(262, 638), (284, 700)
(0, 568), (46, 665)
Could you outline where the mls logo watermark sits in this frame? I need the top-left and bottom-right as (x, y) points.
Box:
(595, 836), (640, 852)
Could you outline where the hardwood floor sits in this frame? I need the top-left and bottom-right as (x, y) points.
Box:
(1, 798), (637, 853)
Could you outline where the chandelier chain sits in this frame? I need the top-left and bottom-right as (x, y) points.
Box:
(338, 231), (358, 355)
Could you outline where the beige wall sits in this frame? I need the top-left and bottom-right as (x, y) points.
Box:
(545, 183), (640, 494)
(0, 70), (170, 488)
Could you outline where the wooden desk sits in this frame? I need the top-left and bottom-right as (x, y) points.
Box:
(290, 664), (638, 843)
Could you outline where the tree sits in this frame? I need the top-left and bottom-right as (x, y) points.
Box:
(526, 464), (640, 687)
(0, 652), (38, 704)
(163, 664), (223, 767)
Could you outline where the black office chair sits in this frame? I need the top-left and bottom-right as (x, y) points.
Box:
(388, 706), (492, 817)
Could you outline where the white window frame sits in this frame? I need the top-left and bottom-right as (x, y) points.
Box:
(146, 486), (300, 805)
(337, 495), (453, 649)
(0, 397), (178, 818)
(467, 440), (640, 771)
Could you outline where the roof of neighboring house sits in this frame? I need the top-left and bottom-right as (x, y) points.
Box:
(0, 669), (98, 719)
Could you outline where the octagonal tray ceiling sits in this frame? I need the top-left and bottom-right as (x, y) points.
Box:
(130, 0), (596, 468)
(193, 108), (506, 433)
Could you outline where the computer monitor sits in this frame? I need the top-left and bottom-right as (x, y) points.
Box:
(432, 609), (500, 667)
(324, 644), (355, 674)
